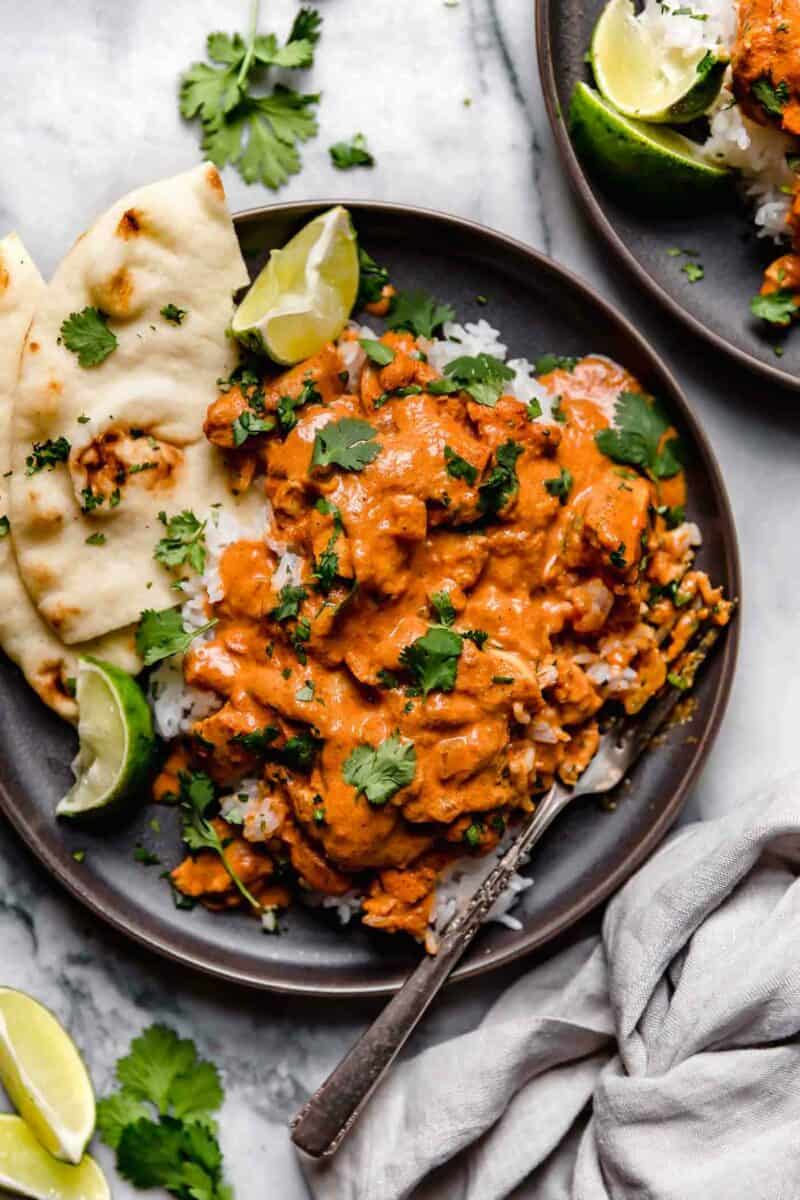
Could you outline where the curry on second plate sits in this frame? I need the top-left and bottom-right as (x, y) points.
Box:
(0, 169), (730, 954)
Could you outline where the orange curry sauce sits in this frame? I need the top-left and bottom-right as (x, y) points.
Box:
(157, 333), (729, 948)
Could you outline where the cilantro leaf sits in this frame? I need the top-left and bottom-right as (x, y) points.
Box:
(96, 1092), (149, 1150)
(657, 503), (686, 529)
(544, 466), (573, 505)
(682, 261), (704, 284)
(168, 1061), (224, 1122)
(356, 246), (390, 307)
(180, 7), (322, 192)
(289, 8), (323, 45)
(232, 408), (276, 447)
(117, 1117), (187, 1190)
(161, 303), (187, 325)
(135, 608), (217, 666)
(462, 628), (488, 649)
(330, 132), (375, 169)
(60, 307), (117, 367)
(358, 338), (395, 366)
(116, 1025), (197, 1114)
(478, 440), (523, 515)
(155, 510), (207, 574)
(444, 445), (478, 486)
(279, 731), (323, 771)
(443, 353), (515, 407)
(400, 625), (463, 696)
(751, 288), (797, 326)
(0, 516), (9, 539)
(25, 437), (71, 476)
(430, 590), (455, 626)
(311, 418), (381, 471)
(534, 353), (579, 375)
(752, 76), (790, 119)
(387, 288), (455, 338)
(270, 584), (306, 622)
(594, 392), (683, 481)
(178, 770), (262, 909)
(232, 725), (280, 754)
(343, 732), (416, 805)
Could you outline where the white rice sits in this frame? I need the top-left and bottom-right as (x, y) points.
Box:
(634, 0), (796, 244)
(433, 834), (535, 935)
(148, 503), (270, 740)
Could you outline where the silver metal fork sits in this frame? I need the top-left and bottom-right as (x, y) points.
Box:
(291, 621), (726, 1159)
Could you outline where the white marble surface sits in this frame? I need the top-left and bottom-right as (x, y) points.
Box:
(1, 1), (799, 1196)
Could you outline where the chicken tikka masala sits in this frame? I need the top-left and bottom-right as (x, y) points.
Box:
(157, 326), (730, 949)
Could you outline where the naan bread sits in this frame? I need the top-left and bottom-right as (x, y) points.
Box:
(10, 163), (251, 645)
(0, 235), (139, 721)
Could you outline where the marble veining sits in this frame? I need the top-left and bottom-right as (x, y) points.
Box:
(2, 1), (800, 1196)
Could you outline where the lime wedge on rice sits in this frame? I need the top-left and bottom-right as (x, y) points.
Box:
(57, 657), (154, 822)
(591, 0), (729, 124)
(0, 1116), (108, 1200)
(569, 82), (733, 212)
(232, 205), (359, 364)
(0, 990), (96, 1166)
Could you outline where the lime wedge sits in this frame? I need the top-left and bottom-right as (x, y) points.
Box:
(232, 205), (359, 364)
(569, 82), (733, 212)
(57, 656), (154, 822)
(0, 991), (95, 1165)
(591, 0), (728, 123)
(0, 1116), (108, 1200)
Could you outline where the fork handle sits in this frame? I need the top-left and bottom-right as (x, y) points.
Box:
(291, 784), (568, 1159)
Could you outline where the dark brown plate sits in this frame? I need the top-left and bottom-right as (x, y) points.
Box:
(0, 202), (740, 995)
(537, 0), (800, 390)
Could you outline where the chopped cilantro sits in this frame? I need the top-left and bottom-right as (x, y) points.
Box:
(667, 671), (689, 691)
(376, 668), (399, 689)
(356, 246), (390, 308)
(85, 532), (107, 546)
(462, 628), (488, 649)
(444, 445), (478, 486)
(154, 510), (207, 574)
(751, 77), (790, 119)
(492, 675), (514, 685)
(290, 617), (311, 663)
(656, 503), (686, 529)
(133, 846), (161, 866)
(682, 262), (704, 283)
(440, 353), (515, 407)
(526, 397), (542, 420)
(609, 544), (627, 570)
(478, 440), (523, 516)
(232, 726), (280, 754)
(544, 466), (573, 505)
(160, 304), (187, 325)
(135, 608), (217, 666)
(329, 132), (375, 169)
(60, 307), (118, 367)
(534, 353), (579, 375)
(270, 584), (306, 622)
(177, 770), (262, 911)
(0, 516), (9, 539)
(430, 590), (456, 626)
(25, 436), (71, 476)
(464, 821), (483, 847)
(400, 625), (463, 696)
(280, 731), (322, 771)
(179, 6), (322, 190)
(232, 408), (276, 447)
(311, 418), (381, 471)
(750, 289), (797, 326)
(387, 288), (455, 338)
(359, 338), (395, 366)
(343, 732), (416, 805)
(595, 391), (683, 480)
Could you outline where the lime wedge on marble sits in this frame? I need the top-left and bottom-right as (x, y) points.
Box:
(569, 82), (733, 211)
(0, 990), (95, 1165)
(0, 1116), (108, 1200)
(232, 205), (359, 364)
(591, 0), (728, 124)
(57, 656), (154, 822)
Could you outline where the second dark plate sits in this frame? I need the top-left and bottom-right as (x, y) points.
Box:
(537, 0), (800, 390)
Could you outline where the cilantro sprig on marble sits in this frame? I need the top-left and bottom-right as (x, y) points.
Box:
(595, 392), (683, 481)
(97, 1023), (232, 1200)
(179, 1), (322, 190)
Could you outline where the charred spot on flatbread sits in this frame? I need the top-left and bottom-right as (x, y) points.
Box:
(117, 208), (144, 239)
(71, 426), (183, 509)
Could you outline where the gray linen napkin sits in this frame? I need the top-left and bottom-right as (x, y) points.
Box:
(302, 778), (800, 1199)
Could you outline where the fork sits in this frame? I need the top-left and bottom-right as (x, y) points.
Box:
(291, 619), (726, 1159)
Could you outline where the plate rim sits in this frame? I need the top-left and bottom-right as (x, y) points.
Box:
(534, 0), (800, 393)
(0, 198), (741, 996)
